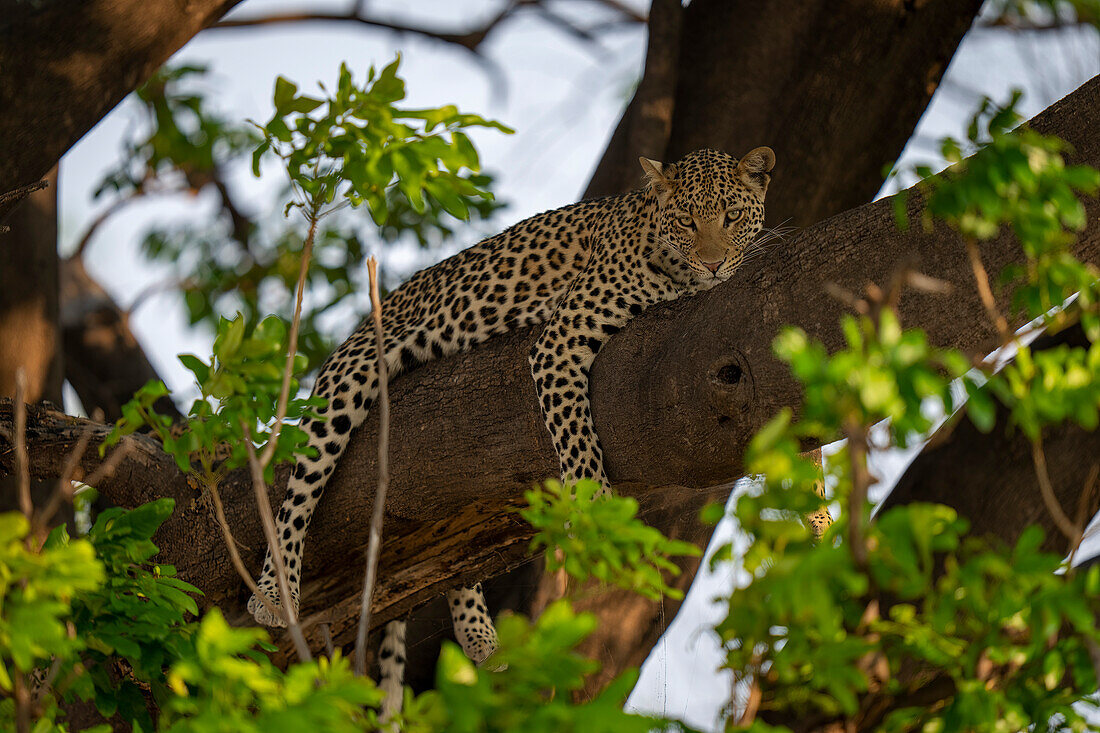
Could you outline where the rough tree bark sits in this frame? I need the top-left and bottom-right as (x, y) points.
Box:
(0, 167), (62, 405)
(0, 167), (66, 518)
(585, 0), (985, 231)
(0, 0), (243, 222)
(4, 77), (1097, 679)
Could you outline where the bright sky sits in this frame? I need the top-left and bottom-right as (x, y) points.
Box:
(57, 2), (1099, 729)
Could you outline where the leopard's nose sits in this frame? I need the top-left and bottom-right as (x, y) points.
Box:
(702, 260), (722, 274)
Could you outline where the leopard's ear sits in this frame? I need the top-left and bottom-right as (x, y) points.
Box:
(736, 146), (775, 197)
(639, 156), (675, 206)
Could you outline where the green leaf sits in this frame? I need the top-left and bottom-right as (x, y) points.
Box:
(273, 76), (298, 112)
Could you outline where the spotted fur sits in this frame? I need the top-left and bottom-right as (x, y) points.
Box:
(247, 147), (810, 709)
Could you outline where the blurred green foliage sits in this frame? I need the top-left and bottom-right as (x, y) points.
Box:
(1, 500), (672, 732)
(987, 0), (1100, 28)
(103, 314), (323, 483)
(522, 479), (701, 601)
(94, 60), (508, 373)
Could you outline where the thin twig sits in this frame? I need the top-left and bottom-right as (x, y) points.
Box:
(79, 441), (134, 490)
(964, 237), (1011, 341)
(205, 480), (283, 624)
(209, 9), (509, 52)
(243, 433), (312, 662)
(13, 670), (30, 733)
(0, 179), (48, 207)
(13, 370), (31, 523)
(354, 257), (392, 676)
(735, 671), (762, 727)
(125, 276), (197, 315)
(259, 214), (317, 467)
(69, 194), (137, 261)
(1030, 437), (1081, 551)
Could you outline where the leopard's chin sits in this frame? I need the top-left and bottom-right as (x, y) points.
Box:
(692, 275), (724, 292)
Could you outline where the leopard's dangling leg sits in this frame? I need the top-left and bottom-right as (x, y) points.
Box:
(446, 583), (499, 664)
(529, 240), (674, 487)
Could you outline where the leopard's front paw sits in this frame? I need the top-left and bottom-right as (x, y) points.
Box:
(247, 580), (298, 628)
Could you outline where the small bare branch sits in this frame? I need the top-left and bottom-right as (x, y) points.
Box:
(69, 194), (139, 261)
(965, 237), (1011, 342)
(1068, 462), (1100, 565)
(260, 215), (316, 467)
(354, 256), (392, 676)
(823, 281), (868, 313)
(13, 370), (31, 523)
(320, 622), (335, 659)
(1031, 437), (1082, 552)
(209, 8), (510, 52)
(846, 421), (873, 569)
(243, 434), (312, 662)
(0, 179), (48, 208)
(34, 417), (97, 533)
(734, 667), (762, 727)
(206, 480), (283, 625)
(905, 270), (954, 295)
(79, 441), (134, 490)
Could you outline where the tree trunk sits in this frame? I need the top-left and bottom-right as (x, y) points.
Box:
(0, 0), (243, 223)
(4, 76), (1097, 676)
(585, 0), (984, 232)
(0, 167), (65, 519)
(0, 167), (61, 406)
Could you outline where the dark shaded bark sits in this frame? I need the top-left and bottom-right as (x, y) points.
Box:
(0, 168), (66, 520)
(60, 257), (181, 421)
(0, 167), (61, 405)
(0, 0), (243, 222)
(582, 0), (683, 198)
(585, 0), (985, 232)
(3, 75), (1097, 676)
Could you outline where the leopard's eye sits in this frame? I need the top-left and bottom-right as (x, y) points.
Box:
(725, 209), (744, 226)
(676, 214), (695, 230)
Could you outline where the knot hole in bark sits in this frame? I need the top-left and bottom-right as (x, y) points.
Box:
(707, 351), (753, 424)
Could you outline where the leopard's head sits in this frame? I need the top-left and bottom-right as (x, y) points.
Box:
(642, 147), (774, 290)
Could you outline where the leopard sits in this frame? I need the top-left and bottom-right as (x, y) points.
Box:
(247, 146), (818, 715)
